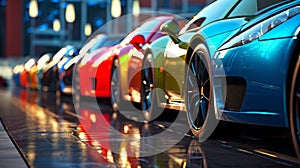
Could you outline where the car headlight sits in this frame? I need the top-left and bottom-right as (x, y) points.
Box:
(219, 6), (300, 50)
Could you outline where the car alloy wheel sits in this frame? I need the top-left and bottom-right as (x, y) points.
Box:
(141, 52), (163, 122)
(185, 43), (217, 139)
(141, 54), (154, 121)
(111, 58), (121, 111)
(141, 53), (154, 121)
(290, 54), (300, 158)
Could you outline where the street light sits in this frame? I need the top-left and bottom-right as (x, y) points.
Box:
(65, 3), (76, 41)
(84, 23), (92, 36)
(29, 0), (38, 57)
(111, 0), (121, 18)
(133, 0), (140, 16)
(65, 3), (76, 23)
(29, 0), (38, 18)
(132, 0), (140, 27)
(53, 19), (61, 32)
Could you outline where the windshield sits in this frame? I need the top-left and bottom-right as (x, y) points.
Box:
(89, 37), (119, 52)
(121, 19), (162, 45)
(228, 0), (289, 17)
(180, 0), (288, 34)
(180, 0), (239, 33)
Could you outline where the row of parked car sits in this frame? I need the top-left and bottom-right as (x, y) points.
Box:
(13, 45), (78, 94)
(13, 0), (300, 159)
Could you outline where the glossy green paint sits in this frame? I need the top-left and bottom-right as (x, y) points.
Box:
(163, 32), (196, 98)
(119, 51), (132, 96)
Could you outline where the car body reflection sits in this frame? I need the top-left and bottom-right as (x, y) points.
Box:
(3, 88), (298, 167)
(75, 102), (207, 168)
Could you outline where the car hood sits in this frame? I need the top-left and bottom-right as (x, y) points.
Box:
(199, 17), (249, 40)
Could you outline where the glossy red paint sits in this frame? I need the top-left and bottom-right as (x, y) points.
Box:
(79, 46), (118, 97)
(20, 70), (29, 88)
(79, 16), (175, 100)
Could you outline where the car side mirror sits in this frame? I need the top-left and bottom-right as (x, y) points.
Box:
(160, 20), (188, 49)
(160, 20), (179, 35)
(129, 34), (145, 50)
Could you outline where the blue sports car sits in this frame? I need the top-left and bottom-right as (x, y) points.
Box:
(180, 0), (300, 158)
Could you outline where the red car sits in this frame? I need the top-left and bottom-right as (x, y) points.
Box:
(78, 16), (175, 104)
(78, 34), (119, 97)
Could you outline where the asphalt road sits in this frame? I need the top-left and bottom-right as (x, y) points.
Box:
(0, 87), (300, 168)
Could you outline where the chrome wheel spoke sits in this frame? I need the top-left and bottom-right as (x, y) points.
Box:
(191, 62), (197, 77)
(186, 50), (211, 131)
(111, 59), (121, 105)
(202, 95), (210, 102)
(203, 78), (209, 87)
(188, 75), (196, 88)
(142, 59), (154, 111)
(187, 90), (200, 109)
(200, 98), (208, 117)
(297, 93), (300, 99)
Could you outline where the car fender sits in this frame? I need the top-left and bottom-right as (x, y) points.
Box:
(118, 44), (135, 98)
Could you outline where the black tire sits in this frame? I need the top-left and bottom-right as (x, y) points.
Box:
(184, 43), (218, 140)
(111, 58), (123, 111)
(290, 54), (300, 158)
(141, 52), (164, 122)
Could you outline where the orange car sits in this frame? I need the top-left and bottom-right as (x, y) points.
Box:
(20, 58), (35, 89)
(28, 53), (52, 90)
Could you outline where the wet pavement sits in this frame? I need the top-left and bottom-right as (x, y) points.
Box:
(0, 87), (300, 167)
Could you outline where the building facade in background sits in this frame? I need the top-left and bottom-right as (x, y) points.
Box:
(1, 0), (207, 58)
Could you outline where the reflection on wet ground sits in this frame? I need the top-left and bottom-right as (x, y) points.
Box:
(0, 88), (300, 167)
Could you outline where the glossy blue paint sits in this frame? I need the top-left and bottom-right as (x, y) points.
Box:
(207, 4), (300, 127)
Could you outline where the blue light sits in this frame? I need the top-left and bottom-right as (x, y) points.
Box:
(0, 0), (6, 6)
(51, 9), (59, 15)
(38, 24), (48, 30)
(47, 14), (55, 21)
(95, 18), (104, 27)
(26, 2), (30, 8)
(60, 2), (67, 8)
(27, 28), (34, 33)
(87, 1), (97, 6)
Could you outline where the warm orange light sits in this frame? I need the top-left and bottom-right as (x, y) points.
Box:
(53, 19), (61, 31)
(84, 23), (92, 36)
(29, 0), (38, 18)
(65, 3), (76, 23)
(123, 125), (129, 134)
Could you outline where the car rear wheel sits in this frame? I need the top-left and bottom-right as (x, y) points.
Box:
(185, 43), (218, 140)
(141, 53), (163, 122)
(290, 54), (300, 158)
(111, 58), (122, 111)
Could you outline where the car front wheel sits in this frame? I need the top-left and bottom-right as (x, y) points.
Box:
(111, 58), (122, 111)
(185, 43), (218, 140)
(290, 54), (300, 159)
